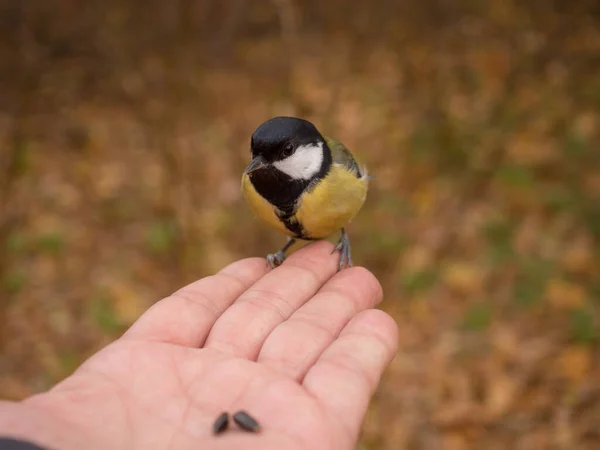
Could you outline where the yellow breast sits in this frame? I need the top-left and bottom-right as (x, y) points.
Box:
(295, 164), (369, 239)
(242, 164), (369, 240)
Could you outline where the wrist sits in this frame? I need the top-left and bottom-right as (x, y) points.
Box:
(0, 397), (90, 450)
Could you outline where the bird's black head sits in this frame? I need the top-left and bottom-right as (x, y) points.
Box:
(244, 116), (333, 214)
(250, 116), (323, 162)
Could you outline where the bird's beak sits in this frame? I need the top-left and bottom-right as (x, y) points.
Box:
(244, 155), (268, 174)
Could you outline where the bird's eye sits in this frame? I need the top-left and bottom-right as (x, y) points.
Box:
(282, 143), (294, 157)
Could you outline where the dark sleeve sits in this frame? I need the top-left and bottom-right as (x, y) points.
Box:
(0, 438), (49, 450)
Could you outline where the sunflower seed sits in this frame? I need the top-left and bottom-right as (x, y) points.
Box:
(232, 410), (260, 432)
(212, 412), (229, 434)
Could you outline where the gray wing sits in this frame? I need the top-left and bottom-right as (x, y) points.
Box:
(324, 136), (363, 178)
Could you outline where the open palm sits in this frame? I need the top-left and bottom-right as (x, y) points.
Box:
(17, 242), (397, 450)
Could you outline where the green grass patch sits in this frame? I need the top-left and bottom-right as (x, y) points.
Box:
(462, 302), (493, 331)
(582, 202), (600, 241)
(101, 197), (137, 223)
(513, 257), (554, 308)
(10, 134), (32, 176)
(145, 219), (178, 254)
(378, 194), (413, 218)
(562, 132), (589, 159)
(368, 232), (408, 255)
(401, 268), (438, 294)
(594, 84), (600, 110)
(4, 231), (27, 254)
(89, 293), (122, 335)
(409, 125), (438, 162)
(494, 164), (535, 189)
(2, 271), (27, 294)
(569, 306), (597, 344)
(57, 349), (81, 375)
(409, 120), (475, 173)
(36, 232), (66, 255)
(543, 185), (579, 213)
(590, 280), (600, 304)
(481, 218), (515, 265)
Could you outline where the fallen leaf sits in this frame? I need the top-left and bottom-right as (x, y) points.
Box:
(546, 279), (586, 310)
(583, 171), (600, 197)
(556, 345), (593, 383)
(442, 431), (469, 450)
(485, 372), (519, 419)
(109, 282), (145, 325)
(442, 262), (485, 295)
(573, 111), (598, 139)
(402, 246), (434, 272)
(506, 131), (558, 166)
(491, 326), (520, 360)
(407, 297), (432, 323)
(0, 377), (32, 400)
(561, 238), (595, 274)
(411, 185), (437, 216)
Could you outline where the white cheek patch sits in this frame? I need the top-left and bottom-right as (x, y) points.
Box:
(273, 142), (323, 180)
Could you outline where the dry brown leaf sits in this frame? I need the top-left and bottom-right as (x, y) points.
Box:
(556, 345), (593, 383)
(546, 279), (586, 310)
(491, 326), (520, 360)
(433, 403), (482, 427)
(402, 246), (434, 272)
(514, 216), (542, 254)
(441, 262), (485, 295)
(583, 171), (600, 197)
(47, 309), (73, 335)
(562, 239), (595, 274)
(485, 372), (519, 419)
(516, 430), (552, 450)
(0, 377), (33, 400)
(95, 162), (126, 198)
(506, 131), (558, 166)
(411, 185), (437, 216)
(408, 297), (432, 323)
(554, 406), (574, 450)
(37, 342), (61, 378)
(573, 111), (598, 139)
(442, 431), (469, 450)
(109, 281), (145, 325)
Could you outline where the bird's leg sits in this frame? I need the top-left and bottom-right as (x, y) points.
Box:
(266, 238), (296, 268)
(332, 228), (352, 271)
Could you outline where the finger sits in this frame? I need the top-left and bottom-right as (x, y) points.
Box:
(204, 240), (339, 359)
(257, 267), (383, 381)
(302, 309), (398, 441)
(123, 257), (269, 346)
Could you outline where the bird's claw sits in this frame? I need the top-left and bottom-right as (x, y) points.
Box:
(266, 251), (286, 269)
(266, 238), (295, 269)
(332, 230), (352, 271)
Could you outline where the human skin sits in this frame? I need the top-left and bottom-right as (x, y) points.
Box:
(0, 241), (398, 450)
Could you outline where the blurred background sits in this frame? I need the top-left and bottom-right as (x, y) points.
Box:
(1, 0), (599, 448)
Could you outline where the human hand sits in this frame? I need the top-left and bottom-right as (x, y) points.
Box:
(0, 241), (398, 450)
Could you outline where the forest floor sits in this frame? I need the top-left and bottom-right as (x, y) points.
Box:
(1, 2), (599, 449)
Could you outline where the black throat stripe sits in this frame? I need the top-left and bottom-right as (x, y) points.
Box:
(247, 169), (307, 238)
(248, 141), (333, 240)
(274, 207), (306, 238)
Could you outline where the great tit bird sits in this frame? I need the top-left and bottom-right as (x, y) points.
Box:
(241, 116), (369, 270)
